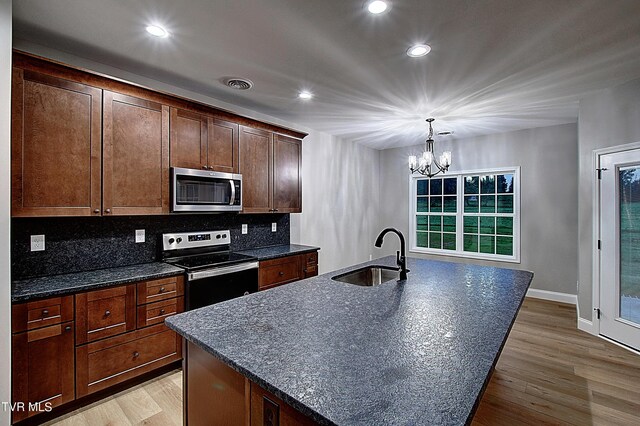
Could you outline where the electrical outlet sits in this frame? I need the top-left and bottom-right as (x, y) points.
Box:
(369, 254), (373, 261)
(31, 235), (45, 252)
(242, 224), (248, 235)
(135, 229), (145, 243)
(271, 222), (277, 232)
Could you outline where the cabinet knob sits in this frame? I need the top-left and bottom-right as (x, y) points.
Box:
(278, 271), (284, 276)
(159, 309), (166, 315)
(94, 209), (100, 214)
(105, 208), (111, 214)
(65, 325), (72, 332)
(105, 310), (111, 317)
(243, 291), (250, 296)
(42, 309), (49, 316)
(304, 269), (308, 273)
(159, 287), (165, 293)
(273, 209), (279, 212)
(133, 351), (140, 358)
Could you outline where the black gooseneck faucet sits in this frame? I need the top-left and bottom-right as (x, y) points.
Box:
(374, 228), (409, 280)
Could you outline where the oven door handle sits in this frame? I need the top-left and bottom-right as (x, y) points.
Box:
(229, 180), (236, 206)
(187, 261), (259, 281)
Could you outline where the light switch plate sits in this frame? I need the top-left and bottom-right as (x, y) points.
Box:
(31, 235), (45, 252)
(271, 222), (277, 232)
(242, 224), (248, 235)
(135, 229), (145, 243)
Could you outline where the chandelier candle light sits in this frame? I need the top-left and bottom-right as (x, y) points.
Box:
(408, 118), (452, 178)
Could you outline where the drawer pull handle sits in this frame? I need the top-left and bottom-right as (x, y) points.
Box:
(278, 271), (284, 276)
(159, 287), (165, 293)
(105, 208), (111, 214)
(65, 325), (72, 332)
(94, 209), (100, 214)
(133, 351), (140, 358)
(42, 309), (49, 316)
(159, 309), (166, 315)
(104, 310), (111, 317)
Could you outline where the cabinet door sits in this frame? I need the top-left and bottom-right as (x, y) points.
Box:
(169, 107), (208, 170)
(11, 68), (102, 217)
(75, 284), (136, 345)
(273, 134), (302, 213)
(12, 322), (75, 422)
(208, 118), (239, 173)
(239, 126), (272, 213)
(103, 91), (169, 215)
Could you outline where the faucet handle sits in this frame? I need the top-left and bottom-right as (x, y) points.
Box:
(396, 250), (401, 264)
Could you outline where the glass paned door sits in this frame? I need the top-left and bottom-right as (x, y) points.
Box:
(619, 166), (640, 324)
(600, 149), (640, 350)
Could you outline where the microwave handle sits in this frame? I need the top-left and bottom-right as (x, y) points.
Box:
(229, 180), (236, 205)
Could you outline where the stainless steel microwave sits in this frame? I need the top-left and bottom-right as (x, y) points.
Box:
(171, 167), (242, 212)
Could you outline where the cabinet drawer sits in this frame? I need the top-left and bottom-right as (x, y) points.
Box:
(259, 256), (301, 290)
(303, 251), (318, 267)
(303, 264), (318, 278)
(75, 324), (181, 397)
(137, 276), (183, 305)
(76, 285), (136, 344)
(137, 297), (184, 328)
(12, 295), (74, 333)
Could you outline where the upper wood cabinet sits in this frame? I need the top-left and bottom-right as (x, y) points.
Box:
(11, 68), (102, 217)
(103, 91), (170, 215)
(170, 107), (239, 173)
(239, 126), (302, 213)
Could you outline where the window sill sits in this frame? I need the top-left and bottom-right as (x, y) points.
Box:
(409, 247), (521, 264)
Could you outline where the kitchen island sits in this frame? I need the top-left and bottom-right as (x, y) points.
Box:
(165, 256), (533, 425)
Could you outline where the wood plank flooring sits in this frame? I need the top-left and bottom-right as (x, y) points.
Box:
(44, 298), (640, 425)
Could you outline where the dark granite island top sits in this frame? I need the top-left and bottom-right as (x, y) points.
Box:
(166, 256), (533, 425)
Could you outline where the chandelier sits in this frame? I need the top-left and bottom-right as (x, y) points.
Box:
(408, 118), (451, 178)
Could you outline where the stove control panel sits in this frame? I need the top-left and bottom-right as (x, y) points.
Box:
(162, 230), (230, 251)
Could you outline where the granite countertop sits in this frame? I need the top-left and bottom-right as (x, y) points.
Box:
(236, 244), (320, 261)
(12, 262), (185, 303)
(165, 256), (533, 425)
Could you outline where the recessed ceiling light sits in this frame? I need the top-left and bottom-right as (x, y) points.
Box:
(407, 44), (431, 57)
(146, 25), (169, 38)
(367, 1), (389, 14)
(298, 91), (313, 100)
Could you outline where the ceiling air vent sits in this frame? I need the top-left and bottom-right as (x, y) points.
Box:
(223, 77), (254, 90)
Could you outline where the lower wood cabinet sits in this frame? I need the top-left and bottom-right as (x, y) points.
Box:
(11, 275), (184, 422)
(258, 251), (319, 291)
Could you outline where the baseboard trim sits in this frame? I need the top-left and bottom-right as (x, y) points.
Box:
(577, 317), (597, 335)
(526, 289), (577, 305)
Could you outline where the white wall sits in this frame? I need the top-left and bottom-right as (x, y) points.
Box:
(378, 123), (579, 295)
(290, 134), (380, 274)
(577, 78), (640, 321)
(1, 0), (11, 423)
(12, 40), (382, 275)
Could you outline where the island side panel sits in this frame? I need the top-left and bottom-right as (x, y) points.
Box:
(185, 342), (248, 426)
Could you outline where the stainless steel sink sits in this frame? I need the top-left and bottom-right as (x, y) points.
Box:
(331, 265), (401, 287)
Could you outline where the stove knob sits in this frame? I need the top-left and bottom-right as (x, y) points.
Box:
(168, 238), (175, 244)
(222, 234), (227, 238)
(176, 237), (183, 244)
(216, 234), (221, 239)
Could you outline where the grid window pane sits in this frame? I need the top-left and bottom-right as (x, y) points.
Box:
(479, 235), (495, 254)
(417, 231), (428, 247)
(464, 234), (478, 252)
(417, 180), (429, 196)
(443, 233), (456, 250)
(497, 174), (514, 193)
(496, 217), (513, 235)
(480, 195), (496, 213)
(417, 197), (429, 212)
(481, 175), (495, 194)
(443, 196), (457, 213)
(464, 196), (479, 213)
(430, 197), (442, 212)
(430, 179), (442, 195)
(444, 178), (457, 195)
(417, 215), (428, 231)
(429, 232), (442, 249)
(442, 216), (456, 233)
(464, 176), (479, 194)
(497, 195), (513, 213)
(429, 215), (442, 232)
(464, 216), (478, 233)
(480, 216), (496, 234)
(496, 236), (513, 255)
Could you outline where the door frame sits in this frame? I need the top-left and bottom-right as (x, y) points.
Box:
(592, 141), (640, 341)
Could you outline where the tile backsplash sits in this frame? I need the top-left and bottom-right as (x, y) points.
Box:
(12, 214), (289, 279)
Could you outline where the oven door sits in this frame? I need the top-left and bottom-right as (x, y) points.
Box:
(172, 167), (242, 212)
(185, 262), (259, 310)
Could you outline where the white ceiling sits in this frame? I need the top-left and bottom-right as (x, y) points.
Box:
(12, 0), (640, 149)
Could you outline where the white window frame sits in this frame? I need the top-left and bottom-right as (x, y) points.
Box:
(409, 167), (521, 263)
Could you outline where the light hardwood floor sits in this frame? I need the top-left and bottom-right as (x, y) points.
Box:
(45, 298), (640, 426)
